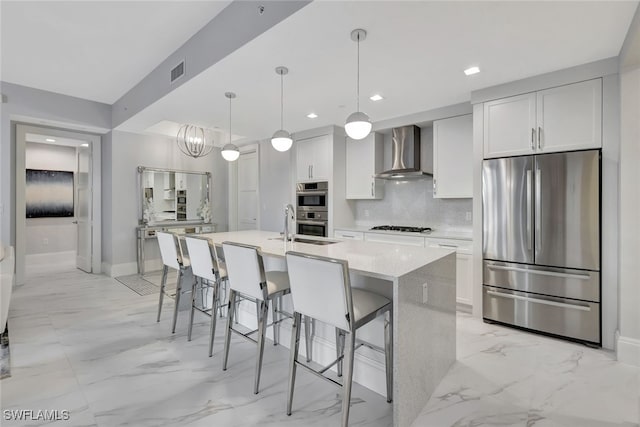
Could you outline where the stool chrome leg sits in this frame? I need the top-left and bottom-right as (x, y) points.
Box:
(223, 291), (237, 370)
(208, 279), (220, 357)
(157, 265), (168, 322)
(384, 309), (393, 403)
(254, 299), (269, 394)
(335, 328), (345, 377)
(341, 332), (356, 427)
(305, 316), (313, 362)
(286, 312), (302, 416)
(272, 296), (279, 346)
(171, 269), (183, 334)
(187, 277), (198, 341)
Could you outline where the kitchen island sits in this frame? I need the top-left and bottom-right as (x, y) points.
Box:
(199, 230), (456, 427)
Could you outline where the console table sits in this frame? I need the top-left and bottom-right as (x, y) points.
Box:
(136, 222), (215, 275)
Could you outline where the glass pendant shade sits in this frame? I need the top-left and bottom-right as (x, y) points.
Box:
(221, 143), (240, 161)
(271, 129), (293, 152)
(345, 111), (372, 140)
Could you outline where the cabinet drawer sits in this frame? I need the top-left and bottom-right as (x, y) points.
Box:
(364, 232), (425, 247)
(334, 230), (364, 240)
(425, 237), (472, 254)
(483, 286), (600, 344)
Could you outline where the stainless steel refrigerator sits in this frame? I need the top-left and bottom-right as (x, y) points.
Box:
(482, 149), (601, 345)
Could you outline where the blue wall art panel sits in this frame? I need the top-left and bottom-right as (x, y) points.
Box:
(25, 169), (74, 218)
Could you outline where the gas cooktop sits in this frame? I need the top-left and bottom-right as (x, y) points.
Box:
(370, 225), (432, 233)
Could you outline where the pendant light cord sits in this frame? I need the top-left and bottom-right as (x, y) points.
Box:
(280, 72), (284, 130)
(228, 95), (232, 144)
(356, 32), (360, 112)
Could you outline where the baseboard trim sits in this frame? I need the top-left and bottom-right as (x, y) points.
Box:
(616, 332), (640, 367)
(25, 251), (75, 276)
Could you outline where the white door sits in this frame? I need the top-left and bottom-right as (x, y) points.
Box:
(536, 78), (602, 153)
(483, 92), (536, 158)
(310, 135), (331, 180)
(295, 140), (314, 182)
(76, 144), (92, 272)
(237, 150), (258, 230)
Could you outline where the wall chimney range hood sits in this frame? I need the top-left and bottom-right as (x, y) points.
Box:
(374, 125), (431, 180)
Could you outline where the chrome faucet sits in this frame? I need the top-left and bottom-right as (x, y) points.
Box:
(284, 204), (295, 242)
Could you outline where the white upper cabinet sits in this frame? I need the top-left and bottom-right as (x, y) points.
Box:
(483, 93), (537, 158)
(346, 133), (384, 199)
(296, 134), (330, 182)
(433, 114), (473, 198)
(483, 78), (602, 158)
(536, 79), (602, 153)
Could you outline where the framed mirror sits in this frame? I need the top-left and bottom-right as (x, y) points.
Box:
(138, 166), (211, 225)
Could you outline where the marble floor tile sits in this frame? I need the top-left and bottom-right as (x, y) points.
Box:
(1, 268), (638, 427)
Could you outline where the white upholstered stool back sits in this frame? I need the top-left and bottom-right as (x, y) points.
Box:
(157, 232), (181, 270)
(285, 252), (353, 333)
(185, 236), (217, 282)
(222, 242), (267, 301)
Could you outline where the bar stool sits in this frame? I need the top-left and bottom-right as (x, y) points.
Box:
(156, 231), (191, 334)
(184, 236), (228, 356)
(221, 241), (291, 394)
(285, 251), (393, 427)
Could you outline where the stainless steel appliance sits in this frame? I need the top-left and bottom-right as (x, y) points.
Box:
(482, 149), (601, 345)
(374, 125), (431, 180)
(296, 181), (328, 237)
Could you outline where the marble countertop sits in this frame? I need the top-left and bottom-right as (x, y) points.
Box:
(334, 225), (473, 241)
(198, 230), (454, 281)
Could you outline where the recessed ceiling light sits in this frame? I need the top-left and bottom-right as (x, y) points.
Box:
(45, 138), (56, 142)
(369, 94), (384, 101)
(81, 143), (89, 147)
(307, 113), (318, 119)
(464, 66), (480, 76)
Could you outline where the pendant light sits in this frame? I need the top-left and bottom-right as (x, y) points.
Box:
(176, 124), (214, 158)
(221, 92), (240, 162)
(271, 66), (293, 152)
(345, 28), (372, 140)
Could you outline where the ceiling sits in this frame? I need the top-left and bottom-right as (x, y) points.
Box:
(0, 1), (232, 104)
(117, 0), (637, 143)
(1, 1), (637, 144)
(25, 133), (89, 148)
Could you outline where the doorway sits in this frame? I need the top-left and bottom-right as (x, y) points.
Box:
(228, 145), (260, 231)
(14, 124), (101, 284)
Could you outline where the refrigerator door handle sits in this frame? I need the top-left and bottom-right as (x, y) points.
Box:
(535, 166), (542, 256)
(531, 128), (535, 150)
(526, 169), (532, 252)
(487, 264), (592, 280)
(486, 290), (591, 311)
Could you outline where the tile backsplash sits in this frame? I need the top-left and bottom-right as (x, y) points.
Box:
(353, 177), (472, 230)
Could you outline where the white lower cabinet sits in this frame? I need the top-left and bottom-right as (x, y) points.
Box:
(364, 232), (425, 247)
(425, 237), (473, 307)
(334, 229), (364, 240)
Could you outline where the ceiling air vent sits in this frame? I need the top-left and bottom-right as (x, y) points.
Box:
(170, 61), (185, 84)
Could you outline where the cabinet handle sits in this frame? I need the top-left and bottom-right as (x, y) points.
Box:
(438, 243), (458, 249)
(308, 165), (311, 179)
(537, 126), (542, 150)
(433, 178), (437, 195)
(311, 165), (313, 178)
(531, 128), (535, 150)
(371, 182), (374, 196)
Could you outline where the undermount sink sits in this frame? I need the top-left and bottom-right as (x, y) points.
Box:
(268, 236), (339, 245)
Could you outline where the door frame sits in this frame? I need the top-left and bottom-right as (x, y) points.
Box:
(15, 123), (101, 284)
(228, 143), (260, 231)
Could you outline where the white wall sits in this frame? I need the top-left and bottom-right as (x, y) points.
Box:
(103, 130), (228, 276)
(25, 142), (77, 256)
(617, 66), (640, 366)
(0, 81), (111, 249)
(258, 139), (292, 232)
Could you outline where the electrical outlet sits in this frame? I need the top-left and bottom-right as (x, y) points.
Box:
(422, 282), (429, 304)
(466, 211), (472, 221)
(42, 238), (49, 246)
(364, 209), (370, 217)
